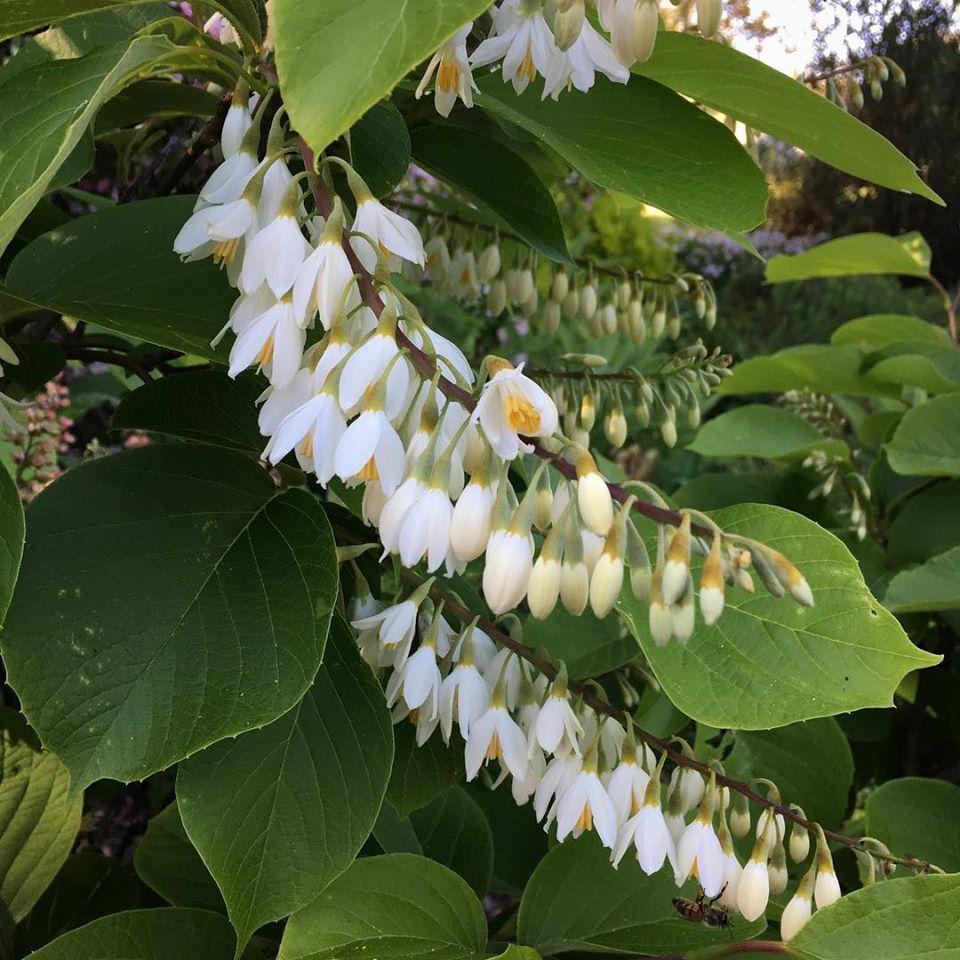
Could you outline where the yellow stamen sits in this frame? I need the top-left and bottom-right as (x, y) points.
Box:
(298, 433), (314, 459)
(212, 236), (241, 265)
(577, 802), (593, 832)
(437, 58), (460, 93)
(485, 730), (502, 761)
(359, 456), (379, 481)
(519, 46), (537, 82)
(255, 334), (275, 367)
(504, 394), (541, 433)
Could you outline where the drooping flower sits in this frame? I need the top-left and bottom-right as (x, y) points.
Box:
(228, 294), (305, 389)
(542, 19), (629, 100)
(555, 742), (618, 848)
(348, 181), (425, 274)
(534, 665), (582, 756)
(471, 0), (557, 95)
(465, 669), (528, 782)
(439, 627), (491, 742)
(676, 779), (726, 897)
(416, 23), (477, 117)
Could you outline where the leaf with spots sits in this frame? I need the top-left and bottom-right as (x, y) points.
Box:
(618, 504), (940, 729)
(177, 615), (394, 954)
(1, 443), (337, 790)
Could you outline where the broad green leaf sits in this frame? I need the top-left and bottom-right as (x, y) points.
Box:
(351, 101), (411, 199)
(411, 124), (570, 263)
(516, 835), (765, 956)
(887, 480), (960, 566)
(524, 605), (636, 679)
(133, 803), (224, 912)
(864, 778), (960, 872)
(494, 949), (541, 960)
(619, 504), (940, 729)
(24, 907), (236, 960)
(0, 467), (23, 625)
(723, 719), (853, 828)
(98, 79), (221, 132)
(717, 345), (889, 397)
(178, 617), (394, 952)
(0, 708), (81, 921)
(2, 443), (337, 789)
(0, 0), (260, 44)
(766, 232), (932, 284)
(15, 853), (144, 955)
(0, 36), (185, 255)
(831, 314), (951, 348)
(882, 545), (960, 613)
(372, 802), (423, 855)
(112, 371), (263, 453)
(674, 472), (788, 510)
(274, 0), (491, 153)
(690, 405), (849, 462)
(5, 198), (235, 360)
(476, 75), (768, 235)
(466, 781), (548, 896)
(278, 854), (487, 960)
(387, 720), (465, 818)
(886, 395), (960, 477)
(865, 342), (960, 394)
(633, 33), (941, 203)
(409, 787), (493, 897)
(790, 874), (960, 960)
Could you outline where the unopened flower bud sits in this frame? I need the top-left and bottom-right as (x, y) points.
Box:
(662, 512), (691, 605)
(648, 569), (672, 646)
(604, 406), (628, 448)
(579, 393), (596, 430)
(487, 279), (507, 316)
(635, 401), (650, 427)
(505, 268), (523, 302)
(521, 287), (539, 316)
(575, 453), (613, 537)
(814, 830), (841, 908)
(551, 268), (570, 302)
(553, 0), (585, 50)
(543, 298), (562, 333)
(580, 282), (598, 320)
(612, 0), (660, 66)
(517, 268), (535, 304)
(528, 553), (562, 620)
(660, 413), (677, 448)
(670, 581), (696, 644)
(730, 792), (751, 837)
(781, 867), (815, 942)
(769, 835), (789, 895)
(617, 279), (632, 309)
(699, 530), (725, 626)
(626, 520), (651, 603)
(697, 0), (722, 36)
(737, 827), (772, 922)
(477, 242), (501, 282)
(590, 511), (627, 618)
(562, 288), (579, 319)
(789, 819), (811, 863)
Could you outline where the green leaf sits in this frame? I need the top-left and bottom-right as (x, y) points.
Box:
(24, 907), (237, 960)
(0, 468), (23, 627)
(0, 0), (261, 45)
(633, 33), (941, 203)
(15, 853), (144, 956)
(0, 708), (81, 921)
(865, 342), (960, 394)
(789, 874), (960, 960)
(674, 472), (788, 511)
(112, 371), (263, 452)
(5, 198), (235, 360)
(886, 395), (960, 477)
(387, 720), (465, 818)
(618, 504), (940, 729)
(882, 545), (960, 613)
(516, 835), (765, 956)
(98, 79), (221, 132)
(689, 405), (849, 462)
(523, 604), (636, 680)
(493, 948), (541, 960)
(887, 480), (960, 566)
(2, 443), (337, 790)
(864, 778), (960, 872)
(411, 124), (570, 264)
(177, 616), (394, 952)
(409, 787), (493, 897)
(351, 101), (411, 199)
(476, 75), (768, 235)
(274, 0), (491, 153)
(278, 854), (487, 960)
(0, 36), (185, 256)
(723, 719), (853, 828)
(831, 314), (951, 348)
(717, 345), (889, 397)
(766, 232), (932, 284)
(133, 803), (225, 912)
(372, 802), (423, 855)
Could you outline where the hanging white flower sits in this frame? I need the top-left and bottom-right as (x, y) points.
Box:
(228, 295), (305, 389)
(416, 23), (477, 117)
(542, 20), (629, 100)
(471, 0), (557, 95)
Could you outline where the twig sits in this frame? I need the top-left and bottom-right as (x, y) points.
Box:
(410, 571), (937, 875)
(153, 94), (232, 198)
(926, 274), (958, 347)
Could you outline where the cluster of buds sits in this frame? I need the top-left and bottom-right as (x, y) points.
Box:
(540, 342), (732, 452)
(7, 375), (74, 504)
(351, 585), (835, 939)
(412, 0), (725, 119)
(819, 55), (906, 112)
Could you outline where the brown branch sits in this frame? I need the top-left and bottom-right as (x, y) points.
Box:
(302, 142), (697, 534)
(153, 94), (232, 198)
(410, 572), (936, 875)
(926, 274), (958, 347)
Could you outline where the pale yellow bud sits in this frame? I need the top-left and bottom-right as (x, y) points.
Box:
(543, 299), (562, 333)
(477, 242), (501, 282)
(528, 556), (561, 620)
(697, 0), (722, 36)
(487, 279), (508, 317)
(551, 268), (570, 302)
(562, 288), (579, 319)
(561, 559), (589, 615)
(580, 283), (598, 320)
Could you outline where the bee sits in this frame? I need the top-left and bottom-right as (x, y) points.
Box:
(672, 887), (732, 931)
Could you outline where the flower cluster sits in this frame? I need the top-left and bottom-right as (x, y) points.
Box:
(415, 0), (723, 118)
(350, 585), (837, 941)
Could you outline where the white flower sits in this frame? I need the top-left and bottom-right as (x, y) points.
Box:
(590, 549), (624, 619)
(228, 295), (305, 389)
(556, 768), (618, 848)
(606, 757), (650, 826)
(482, 529), (534, 614)
(465, 703), (528, 781)
(534, 751), (581, 823)
(352, 599), (417, 654)
(612, 801), (680, 875)
(204, 11), (239, 46)
(577, 468), (614, 537)
(258, 367), (311, 436)
(293, 210), (360, 329)
(527, 553), (561, 620)
(676, 818), (726, 897)
(669, 766), (706, 815)
(402, 643), (442, 715)
(719, 847), (742, 911)
(338, 327), (410, 419)
(542, 20), (629, 100)
(351, 199), (425, 273)
(453, 626), (497, 673)
(474, 359), (558, 461)
(781, 885), (813, 941)
(416, 23), (476, 117)
(240, 210), (308, 297)
(439, 658), (490, 742)
(362, 481), (388, 526)
(174, 196), (256, 267)
(379, 477), (426, 555)
(226, 284), (277, 346)
(257, 157), (297, 225)
(450, 478), (497, 562)
(198, 150), (260, 207)
(610, 0), (661, 67)
(398, 486), (454, 573)
(482, 648), (523, 712)
(535, 689), (582, 756)
(266, 391), (345, 485)
(512, 747), (546, 805)
(335, 409), (406, 495)
(737, 858), (770, 922)
(471, 0), (557, 94)
(814, 865), (841, 909)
